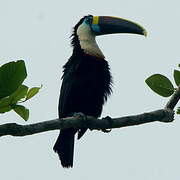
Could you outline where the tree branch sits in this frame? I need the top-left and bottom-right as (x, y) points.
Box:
(1, 85), (180, 138)
(0, 109), (174, 137)
(165, 85), (180, 109)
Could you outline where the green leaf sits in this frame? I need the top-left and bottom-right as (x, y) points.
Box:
(0, 96), (11, 107)
(0, 60), (27, 99)
(9, 85), (28, 104)
(145, 74), (174, 97)
(0, 106), (12, 113)
(13, 105), (29, 121)
(177, 107), (180, 114)
(0, 97), (12, 113)
(26, 86), (42, 101)
(174, 70), (180, 86)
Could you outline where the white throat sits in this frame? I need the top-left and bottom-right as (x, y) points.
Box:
(77, 23), (105, 59)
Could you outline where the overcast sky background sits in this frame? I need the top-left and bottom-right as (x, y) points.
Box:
(0, 0), (180, 179)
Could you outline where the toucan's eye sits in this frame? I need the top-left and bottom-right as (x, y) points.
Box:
(84, 16), (92, 25)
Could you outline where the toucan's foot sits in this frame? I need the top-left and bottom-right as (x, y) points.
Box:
(101, 116), (112, 133)
(73, 112), (88, 139)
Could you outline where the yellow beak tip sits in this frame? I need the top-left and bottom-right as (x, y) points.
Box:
(143, 30), (148, 37)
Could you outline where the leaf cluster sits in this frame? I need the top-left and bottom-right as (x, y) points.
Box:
(0, 60), (41, 120)
(145, 67), (180, 113)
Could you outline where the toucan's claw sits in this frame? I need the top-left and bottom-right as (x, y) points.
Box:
(102, 129), (111, 133)
(73, 112), (87, 121)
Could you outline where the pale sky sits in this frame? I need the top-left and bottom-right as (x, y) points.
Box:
(0, 0), (180, 179)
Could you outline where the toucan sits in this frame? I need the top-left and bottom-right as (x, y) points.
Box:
(53, 15), (147, 168)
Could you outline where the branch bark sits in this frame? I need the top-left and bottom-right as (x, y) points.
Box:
(0, 85), (180, 138)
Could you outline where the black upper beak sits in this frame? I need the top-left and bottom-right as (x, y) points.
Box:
(91, 16), (147, 37)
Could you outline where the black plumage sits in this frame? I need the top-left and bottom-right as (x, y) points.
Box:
(53, 16), (112, 168)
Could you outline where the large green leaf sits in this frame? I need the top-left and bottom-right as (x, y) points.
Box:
(13, 105), (29, 121)
(145, 74), (174, 97)
(0, 60), (27, 99)
(174, 70), (180, 86)
(9, 85), (28, 104)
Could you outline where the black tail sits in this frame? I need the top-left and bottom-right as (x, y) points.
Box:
(53, 129), (76, 168)
(77, 128), (87, 140)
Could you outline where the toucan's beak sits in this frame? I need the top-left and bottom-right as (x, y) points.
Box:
(91, 16), (147, 37)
